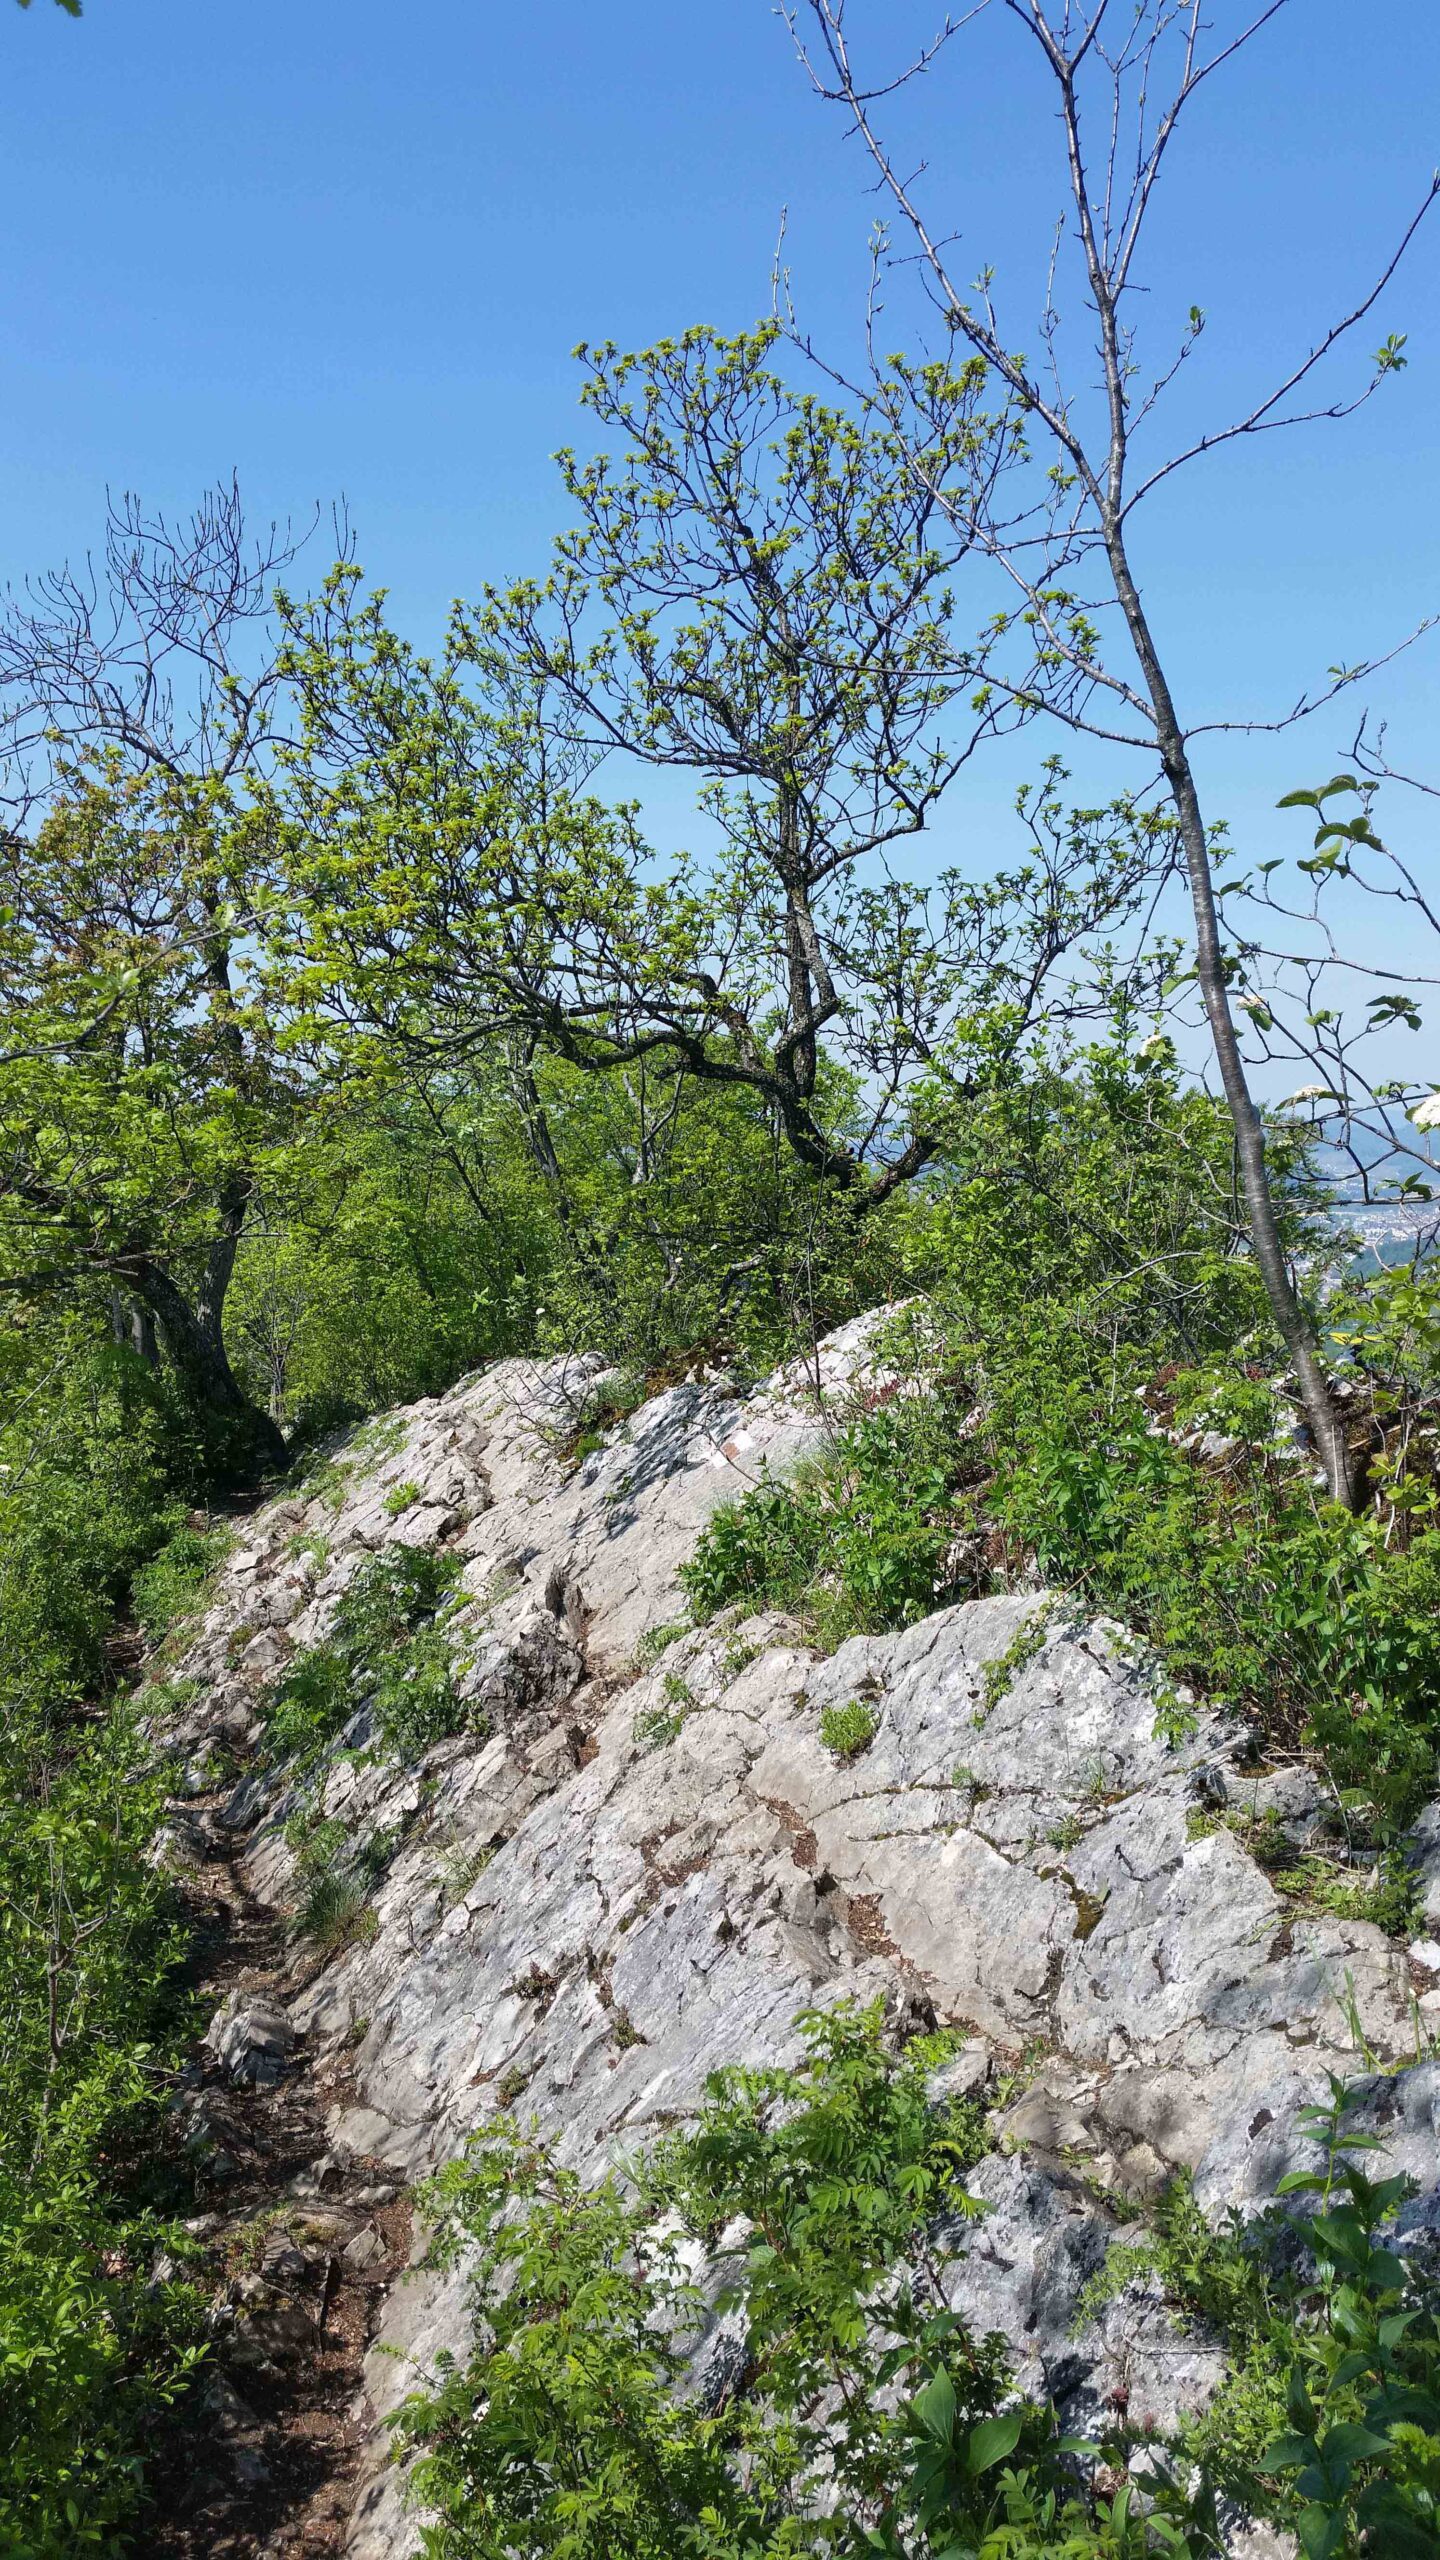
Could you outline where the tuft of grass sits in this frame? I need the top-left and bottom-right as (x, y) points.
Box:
(296, 1864), (376, 1953)
(819, 1697), (878, 1759)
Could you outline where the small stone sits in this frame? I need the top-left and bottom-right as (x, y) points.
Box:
(342, 2223), (386, 2271)
(925, 2045), (991, 2106)
(205, 1991), (298, 2087)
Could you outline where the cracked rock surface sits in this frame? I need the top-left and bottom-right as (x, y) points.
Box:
(147, 1313), (1440, 2558)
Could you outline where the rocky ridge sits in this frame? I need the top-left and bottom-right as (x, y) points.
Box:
(149, 1313), (1440, 2558)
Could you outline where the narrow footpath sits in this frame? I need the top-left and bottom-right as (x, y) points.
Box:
(145, 1795), (409, 2558)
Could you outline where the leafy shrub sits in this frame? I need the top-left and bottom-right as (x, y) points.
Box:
(398, 2004), (1440, 2560)
(0, 1701), (204, 2553)
(1085, 2078), (1440, 2558)
(395, 2002), (1220, 2558)
(383, 1478), (423, 1516)
(263, 1542), (468, 1771)
(681, 1402), (969, 1647)
(991, 1378), (1440, 1821)
(0, 2182), (205, 2559)
(263, 1638), (354, 1769)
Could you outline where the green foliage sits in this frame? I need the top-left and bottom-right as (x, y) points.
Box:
(1086, 2083), (1440, 2558)
(681, 1400), (969, 1648)
(0, 1341), (207, 2552)
(262, 1542), (468, 1770)
(819, 1697), (878, 1757)
(129, 1516), (231, 1646)
(395, 2003), (1210, 2558)
(0, 2187), (203, 2558)
(991, 1383), (1440, 1820)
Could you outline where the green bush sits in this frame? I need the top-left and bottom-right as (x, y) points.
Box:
(129, 1516), (231, 1646)
(991, 1377), (1440, 1822)
(395, 2002), (1215, 2558)
(681, 1401), (968, 1647)
(262, 1541), (468, 1770)
(398, 2005), (1440, 2560)
(0, 2182), (204, 2559)
(0, 1694), (204, 2553)
(1086, 2079), (1440, 2558)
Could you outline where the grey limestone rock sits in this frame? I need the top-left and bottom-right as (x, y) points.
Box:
(145, 1311), (1438, 2558)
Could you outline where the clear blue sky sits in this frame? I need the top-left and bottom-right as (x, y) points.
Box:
(1, 0), (1436, 871)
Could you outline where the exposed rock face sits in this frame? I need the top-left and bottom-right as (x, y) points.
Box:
(149, 1316), (1440, 2557)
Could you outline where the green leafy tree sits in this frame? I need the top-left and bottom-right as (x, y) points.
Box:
(0, 485), (314, 1480)
(276, 333), (1155, 1214)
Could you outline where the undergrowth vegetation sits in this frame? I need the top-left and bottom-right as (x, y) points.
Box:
(261, 1542), (467, 1770)
(5, 1012), (1440, 2545)
(0, 1333), (213, 2555)
(397, 2003), (1440, 2557)
(684, 1038), (1440, 1846)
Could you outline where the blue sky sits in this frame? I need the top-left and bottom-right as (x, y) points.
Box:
(1, 0), (1436, 879)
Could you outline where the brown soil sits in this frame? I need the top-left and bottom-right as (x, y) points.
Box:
(143, 1817), (409, 2558)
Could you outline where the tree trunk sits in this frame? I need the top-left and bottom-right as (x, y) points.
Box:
(128, 1258), (288, 1483)
(1102, 513), (1360, 1507)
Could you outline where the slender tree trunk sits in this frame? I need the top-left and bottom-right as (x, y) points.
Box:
(1102, 514), (1359, 1507)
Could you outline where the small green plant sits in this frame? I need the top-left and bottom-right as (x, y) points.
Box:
(434, 1834), (494, 1910)
(141, 1674), (202, 1724)
(978, 1602), (1057, 1722)
(383, 1478), (423, 1516)
(562, 1370), (649, 1467)
(632, 1699), (685, 1750)
(635, 1619), (688, 1669)
(301, 1456), (352, 1512)
(819, 1696), (878, 1757)
(352, 1415), (409, 1462)
(130, 1517), (232, 1645)
(285, 1527), (331, 1566)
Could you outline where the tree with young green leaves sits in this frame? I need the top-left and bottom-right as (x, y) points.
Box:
(784, 1), (1437, 1503)
(0, 485), (311, 1480)
(276, 330), (1158, 1211)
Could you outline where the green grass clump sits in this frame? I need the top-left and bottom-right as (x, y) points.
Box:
(295, 1863), (377, 1953)
(819, 1697), (878, 1757)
